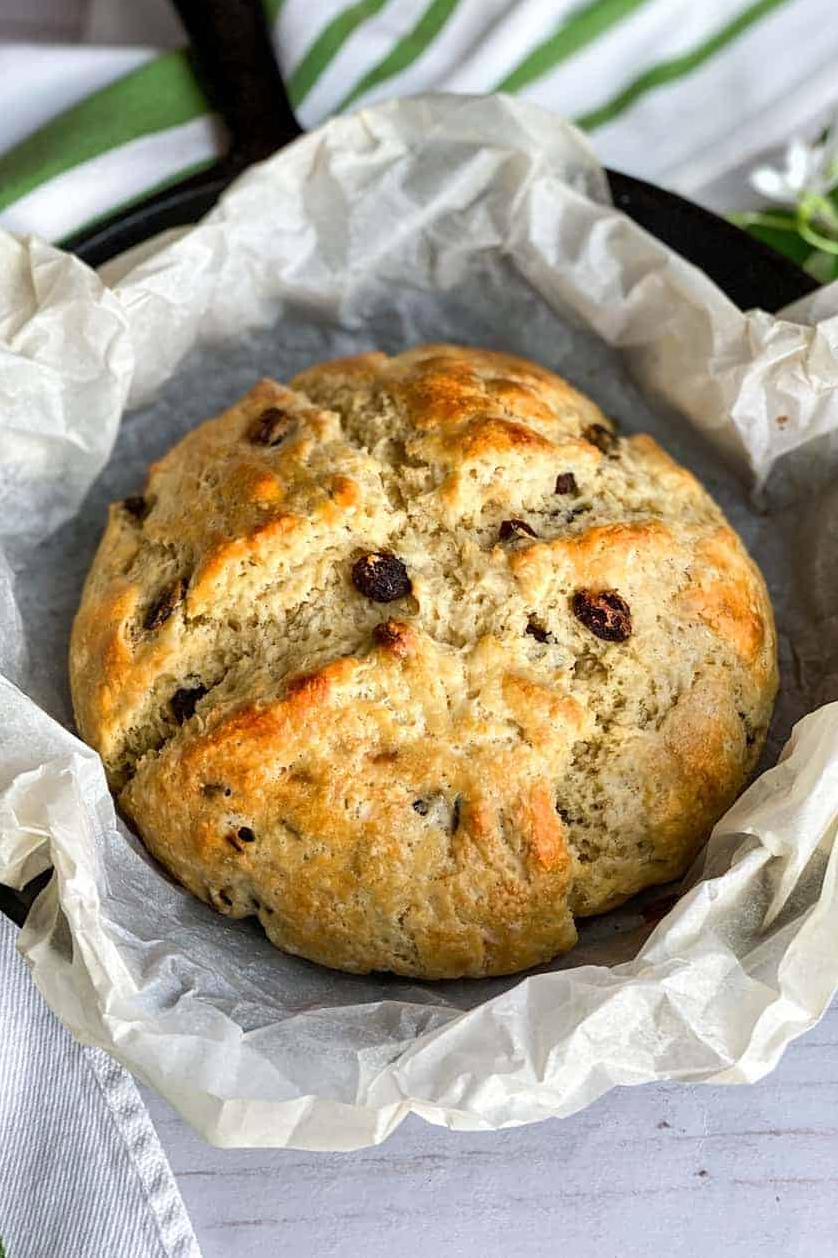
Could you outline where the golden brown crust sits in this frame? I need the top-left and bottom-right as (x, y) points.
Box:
(71, 344), (778, 978)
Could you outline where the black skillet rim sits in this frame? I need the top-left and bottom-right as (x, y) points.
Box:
(64, 161), (818, 315)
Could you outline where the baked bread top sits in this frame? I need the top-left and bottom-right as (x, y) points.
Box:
(70, 345), (777, 978)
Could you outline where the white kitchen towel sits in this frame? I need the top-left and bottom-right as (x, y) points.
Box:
(0, 911), (201, 1258)
(1, 0), (837, 240)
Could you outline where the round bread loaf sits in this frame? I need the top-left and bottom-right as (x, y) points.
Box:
(70, 345), (777, 979)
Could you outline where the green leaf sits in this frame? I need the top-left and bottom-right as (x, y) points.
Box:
(730, 215), (813, 266)
(804, 250), (838, 283)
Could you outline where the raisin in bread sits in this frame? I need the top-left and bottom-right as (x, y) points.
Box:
(70, 345), (777, 978)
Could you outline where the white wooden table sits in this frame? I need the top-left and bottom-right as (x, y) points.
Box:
(143, 1000), (838, 1257)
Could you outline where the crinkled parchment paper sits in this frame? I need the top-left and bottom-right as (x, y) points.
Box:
(2, 95), (838, 1150)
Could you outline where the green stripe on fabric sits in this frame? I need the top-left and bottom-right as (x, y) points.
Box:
(337, 0), (461, 112)
(495, 0), (652, 94)
(0, 0), (288, 217)
(287, 0), (390, 106)
(576, 0), (792, 130)
(0, 50), (208, 214)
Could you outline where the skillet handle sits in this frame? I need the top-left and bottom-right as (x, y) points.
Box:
(171, 0), (302, 166)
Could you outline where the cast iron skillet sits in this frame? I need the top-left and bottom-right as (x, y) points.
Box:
(65, 0), (817, 312)
(0, 0), (818, 929)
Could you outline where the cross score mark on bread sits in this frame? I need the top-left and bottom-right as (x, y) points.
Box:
(70, 345), (777, 979)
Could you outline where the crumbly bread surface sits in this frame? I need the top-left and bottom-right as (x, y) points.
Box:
(70, 345), (777, 978)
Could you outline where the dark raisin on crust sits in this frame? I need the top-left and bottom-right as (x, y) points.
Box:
(237, 826), (256, 843)
(144, 576), (188, 631)
(246, 406), (295, 447)
(451, 796), (462, 834)
(572, 589), (632, 642)
(373, 620), (407, 651)
(122, 495), (148, 520)
(412, 799), (429, 816)
(554, 472), (578, 495)
(218, 889), (233, 906)
(739, 711), (757, 747)
(499, 518), (537, 542)
(170, 684), (207, 724)
(201, 783), (230, 797)
(351, 552), (412, 602)
(583, 423), (618, 456)
(525, 618), (552, 644)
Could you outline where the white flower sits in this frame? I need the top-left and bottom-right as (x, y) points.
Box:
(750, 120), (838, 208)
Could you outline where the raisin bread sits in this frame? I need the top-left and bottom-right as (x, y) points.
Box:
(70, 346), (777, 978)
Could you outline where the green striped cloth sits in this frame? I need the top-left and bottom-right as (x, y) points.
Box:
(1, 0), (835, 243)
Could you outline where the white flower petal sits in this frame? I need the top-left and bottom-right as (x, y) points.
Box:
(750, 165), (795, 205)
(786, 138), (814, 193)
